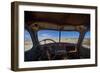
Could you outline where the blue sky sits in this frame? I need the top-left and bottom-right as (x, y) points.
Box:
(25, 30), (90, 41)
(24, 30), (32, 41)
(38, 30), (90, 40)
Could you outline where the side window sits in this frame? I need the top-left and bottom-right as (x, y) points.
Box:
(82, 31), (90, 48)
(24, 29), (33, 51)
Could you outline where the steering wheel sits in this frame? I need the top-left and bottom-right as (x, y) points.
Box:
(34, 39), (67, 60)
(39, 39), (57, 60)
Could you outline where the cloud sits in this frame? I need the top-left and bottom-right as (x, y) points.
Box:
(41, 34), (51, 37)
(38, 33), (52, 40)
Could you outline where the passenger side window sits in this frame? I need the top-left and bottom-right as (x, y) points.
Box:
(82, 31), (90, 48)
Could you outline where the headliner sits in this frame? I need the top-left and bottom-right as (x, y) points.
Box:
(24, 11), (90, 31)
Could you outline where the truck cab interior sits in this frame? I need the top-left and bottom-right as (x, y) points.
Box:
(24, 11), (90, 61)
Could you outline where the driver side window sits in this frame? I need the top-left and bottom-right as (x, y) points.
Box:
(24, 29), (33, 51)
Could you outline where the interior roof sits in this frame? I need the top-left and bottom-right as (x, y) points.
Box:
(25, 11), (90, 29)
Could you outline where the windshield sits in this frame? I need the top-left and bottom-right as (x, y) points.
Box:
(61, 31), (79, 43)
(38, 30), (79, 45)
(38, 30), (59, 44)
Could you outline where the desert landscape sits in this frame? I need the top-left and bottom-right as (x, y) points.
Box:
(24, 38), (90, 51)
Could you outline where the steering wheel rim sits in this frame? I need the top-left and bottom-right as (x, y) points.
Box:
(39, 39), (57, 44)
